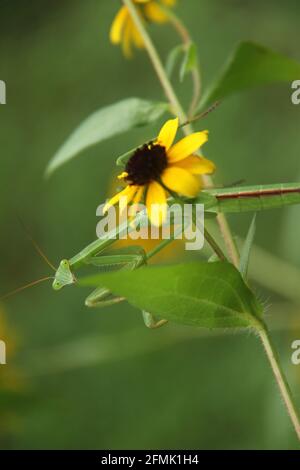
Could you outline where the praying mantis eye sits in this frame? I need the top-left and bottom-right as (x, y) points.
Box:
(52, 279), (64, 291)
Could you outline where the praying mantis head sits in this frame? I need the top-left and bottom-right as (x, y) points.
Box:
(52, 259), (76, 291)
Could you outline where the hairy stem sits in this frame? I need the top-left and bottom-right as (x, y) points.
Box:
(215, 213), (239, 267)
(257, 323), (300, 442)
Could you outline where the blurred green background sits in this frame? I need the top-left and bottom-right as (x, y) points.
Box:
(0, 0), (300, 450)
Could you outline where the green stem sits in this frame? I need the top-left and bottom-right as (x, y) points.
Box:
(123, 0), (187, 124)
(167, 189), (227, 262)
(216, 213), (239, 267)
(146, 203), (227, 263)
(122, 0), (239, 267)
(162, 6), (202, 118)
(203, 228), (227, 262)
(257, 323), (300, 442)
(146, 235), (177, 261)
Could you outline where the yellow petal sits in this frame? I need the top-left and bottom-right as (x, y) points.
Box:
(146, 181), (167, 227)
(157, 117), (179, 150)
(103, 185), (137, 214)
(128, 186), (145, 224)
(161, 0), (176, 6)
(144, 2), (169, 23)
(167, 131), (209, 163)
(161, 167), (201, 197)
(172, 155), (216, 175)
(120, 185), (139, 212)
(132, 185), (145, 206)
(110, 6), (129, 44)
(130, 19), (145, 49)
(122, 20), (134, 58)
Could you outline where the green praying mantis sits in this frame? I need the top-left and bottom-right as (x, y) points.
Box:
(52, 208), (184, 328)
(3, 181), (300, 329)
(53, 245), (168, 329)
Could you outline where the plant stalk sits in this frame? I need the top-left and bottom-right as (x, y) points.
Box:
(122, 0), (239, 267)
(160, 5), (202, 118)
(203, 228), (227, 262)
(166, 189), (228, 262)
(257, 323), (300, 442)
(123, 0), (187, 124)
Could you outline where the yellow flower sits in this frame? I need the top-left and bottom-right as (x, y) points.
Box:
(110, 0), (177, 57)
(103, 117), (216, 226)
(106, 172), (186, 261)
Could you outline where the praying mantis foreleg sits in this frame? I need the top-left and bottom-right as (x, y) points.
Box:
(85, 286), (126, 308)
(82, 247), (168, 329)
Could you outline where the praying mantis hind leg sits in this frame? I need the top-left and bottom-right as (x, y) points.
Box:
(86, 289), (168, 329)
(85, 286), (125, 308)
(142, 311), (168, 329)
(84, 246), (168, 328)
(84, 247), (146, 308)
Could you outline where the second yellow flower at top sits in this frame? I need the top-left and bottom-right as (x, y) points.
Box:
(110, 0), (177, 57)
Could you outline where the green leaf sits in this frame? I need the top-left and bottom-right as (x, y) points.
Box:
(200, 41), (300, 108)
(46, 98), (169, 176)
(240, 215), (256, 279)
(80, 262), (263, 329)
(179, 42), (198, 82)
(203, 183), (300, 214)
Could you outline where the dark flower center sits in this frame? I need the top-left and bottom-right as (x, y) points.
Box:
(125, 143), (168, 186)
